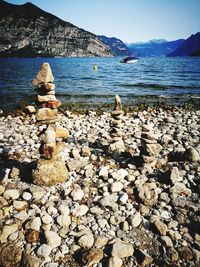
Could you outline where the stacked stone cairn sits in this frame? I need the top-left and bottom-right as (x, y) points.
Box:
(32, 63), (69, 186)
(140, 124), (162, 168)
(32, 132), (69, 186)
(109, 95), (125, 153)
(32, 62), (61, 124)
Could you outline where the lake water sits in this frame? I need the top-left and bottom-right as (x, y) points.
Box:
(0, 57), (200, 112)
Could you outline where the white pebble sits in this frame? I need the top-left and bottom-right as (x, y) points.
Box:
(110, 182), (124, 192)
(45, 231), (61, 249)
(78, 234), (94, 249)
(22, 192), (32, 201)
(30, 217), (41, 231)
(42, 214), (53, 224)
(119, 193), (129, 204)
(4, 189), (19, 200)
(57, 214), (71, 228)
(99, 167), (109, 177)
(37, 244), (52, 258)
(71, 187), (84, 201)
(71, 204), (88, 217)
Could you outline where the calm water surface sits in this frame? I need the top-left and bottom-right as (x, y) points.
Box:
(0, 57), (200, 112)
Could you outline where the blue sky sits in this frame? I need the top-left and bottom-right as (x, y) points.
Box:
(6, 0), (200, 43)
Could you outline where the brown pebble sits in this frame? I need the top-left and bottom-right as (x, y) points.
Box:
(25, 230), (40, 243)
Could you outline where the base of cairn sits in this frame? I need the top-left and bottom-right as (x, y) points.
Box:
(33, 140), (69, 186)
(32, 157), (68, 186)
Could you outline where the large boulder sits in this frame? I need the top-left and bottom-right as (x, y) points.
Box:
(0, 242), (23, 267)
(32, 157), (68, 186)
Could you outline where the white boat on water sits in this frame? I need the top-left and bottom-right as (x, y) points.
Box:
(120, 56), (139, 63)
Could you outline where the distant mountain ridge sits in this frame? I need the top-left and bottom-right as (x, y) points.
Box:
(127, 39), (185, 57)
(97, 35), (130, 56)
(0, 0), (198, 58)
(134, 39), (168, 45)
(0, 0), (113, 57)
(167, 32), (200, 57)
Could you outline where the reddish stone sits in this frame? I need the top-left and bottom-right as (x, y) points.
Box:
(40, 100), (61, 109)
(41, 143), (56, 159)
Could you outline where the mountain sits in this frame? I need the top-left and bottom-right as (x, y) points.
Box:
(0, 0), (113, 57)
(97, 35), (131, 56)
(146, 39), (168, 44)
(191, 50), (200, 56)
(127, 39), (184, 57)
(167, 32), (200, 57)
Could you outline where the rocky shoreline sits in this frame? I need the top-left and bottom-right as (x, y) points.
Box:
(0, 104), (200, 267)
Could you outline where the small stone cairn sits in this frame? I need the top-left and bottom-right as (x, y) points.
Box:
(109, 95), (125, 153)
(32, 63), (69, 186)
(140, 124), (162, 165)
(32, 62), (61, 124)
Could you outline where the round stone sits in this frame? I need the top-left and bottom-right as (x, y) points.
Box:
(71, 188), (84, 201)
(42, 214), (53, 224)
(71, 204), (89, 217)
(29, 217), (41, 231)
(37, 244), (52, 258)
(108, 256), (123, 267)
(45, 231), (61, 249)
(22, 192), (32, 201)
(110, 182), (123, 192)
(4, 189), (19, 200)
(57, 214), (71, 228)
(78, 234), (94, 249)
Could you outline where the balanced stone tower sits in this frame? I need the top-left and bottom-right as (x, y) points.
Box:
(109, 95), (125, 153)
(32, 63), (69, 186)
(110, 95), (123, 140)
(140, 124), (162, 168)
(32, 62), (61, 124)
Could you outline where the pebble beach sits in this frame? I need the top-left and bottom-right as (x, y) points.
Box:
(0, 103), (200, 267)
(0, 0), (200, 265)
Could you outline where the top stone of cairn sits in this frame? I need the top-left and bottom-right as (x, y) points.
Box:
(114, 95), (122, 111)
(32, 63), (54, 87)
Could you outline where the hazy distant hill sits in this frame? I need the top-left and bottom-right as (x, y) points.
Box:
(127, 39), (184, 57)
(0, 0), (113, 57)
(98, 35), (131, 56)
(167, 32), (200, 57)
